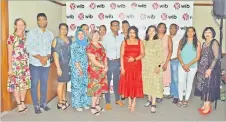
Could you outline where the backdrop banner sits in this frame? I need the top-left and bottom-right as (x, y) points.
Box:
(66, 1), (194, 92)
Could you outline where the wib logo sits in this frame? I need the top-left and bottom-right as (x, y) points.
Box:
(152, 2), (168, 9)
(66, 14), (74, 19)
(161, 13), (177, 20)
(182, 13), (192, 21)
(118, 13), (135, 20)
(140, 13), (156, 20)
(89, 2), (105, 9)
(70, 24), (76, 30)
(78, 13), (93, 20)
(90, 24), (96, 31)
(98, 13), (114, 20)
(131, 3), (147, 8)
(179, 26), (187, 30)
(69, 3), (84, 10)
(174, 2), (190, 10)
(110, 3), (126, 9)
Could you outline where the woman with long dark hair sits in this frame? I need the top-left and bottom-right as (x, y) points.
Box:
(119, 26), (145, 112)
(157, 23), (173, 97)
(177, 27), (201, 107)
(142, 25), (164, 113)
(194, 27), (221, 115)
(52, 23), (72, 110)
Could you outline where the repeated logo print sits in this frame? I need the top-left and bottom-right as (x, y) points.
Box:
(110, 3), (126, 9)
(110, 3), (117, 9)
(89, 2), (105, 9)
(174, 2), (190, 10)
(69, 3), (84, 10)
(182, 13), (191, 21)
(78, 13), (84, 20)
(131, 3), (137, 9)
(70, 3), (76, 10)
(119, 13), (126, 20)
(70, 24), (76, 31)
(98, 13), (113, 20)
(161, 13), (168, 20)
(98, 13), (105, 20)
(90, 24), (96, 31)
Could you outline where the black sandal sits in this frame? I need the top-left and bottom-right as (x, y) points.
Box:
(17, 103), (25, 113)
(91, 107), (100, 116)
(57, 102), (68, 110)
(95, 104), (104, 112)
(61, 103), (68, 110)
(151, 105), (156, 113)
(21, 101), (28, 111)
(62, 100), (70, 107)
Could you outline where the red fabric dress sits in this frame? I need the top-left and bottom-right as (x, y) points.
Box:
(118, 40), (143, 98)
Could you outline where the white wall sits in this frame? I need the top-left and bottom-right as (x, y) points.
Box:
(193, 6), (226, 53)
(8, 1), (62, 36)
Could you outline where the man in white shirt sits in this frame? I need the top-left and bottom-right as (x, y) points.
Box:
(169, 23), (182, 104)
(102, 20), (124, 110)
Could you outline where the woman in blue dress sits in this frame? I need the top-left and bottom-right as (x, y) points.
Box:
(70, 28), (91, 111)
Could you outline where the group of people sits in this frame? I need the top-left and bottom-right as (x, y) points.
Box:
(7, 12), (222, 116)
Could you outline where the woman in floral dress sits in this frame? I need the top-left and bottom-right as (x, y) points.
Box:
(70, 28), (91, 111)
(7, 18), (31, 113)
(142, 25), (164, 113)
(86, 30), (108, 116)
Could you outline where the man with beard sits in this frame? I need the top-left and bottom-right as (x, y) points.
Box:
(26, 13), (53, 114)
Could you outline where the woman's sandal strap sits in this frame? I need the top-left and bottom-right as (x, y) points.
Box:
(18, 109), (25, 113)
(62, 103), (68, 110)
(177, 101), (182, 107)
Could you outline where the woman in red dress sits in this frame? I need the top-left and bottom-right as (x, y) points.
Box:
(119, 26), (145, 112)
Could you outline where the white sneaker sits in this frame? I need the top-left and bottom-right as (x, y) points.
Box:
(84, 106), (90, 110)
(76, 108), (83, 112)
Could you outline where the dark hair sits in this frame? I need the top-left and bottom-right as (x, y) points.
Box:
(122, 20), (130, 26)
(110, 20), (120, 26)
(145, 25), (159, 41)
(14, 18), (26, 32)
(170, 23), (177, 29)
(37, 13), (47, 20)
(99, 25), (107, 31)
(157, 22), (167, 34)
(180, 27), (198, 50)
(202, 27), (216, 40)
(80, 24), (88, 29)
(59, 23), (68, 35)
(127, 26), (139, 39)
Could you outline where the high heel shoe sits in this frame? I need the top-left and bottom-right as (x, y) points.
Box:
(200, 108), (212, 115)
(198, 108), (205, 112)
